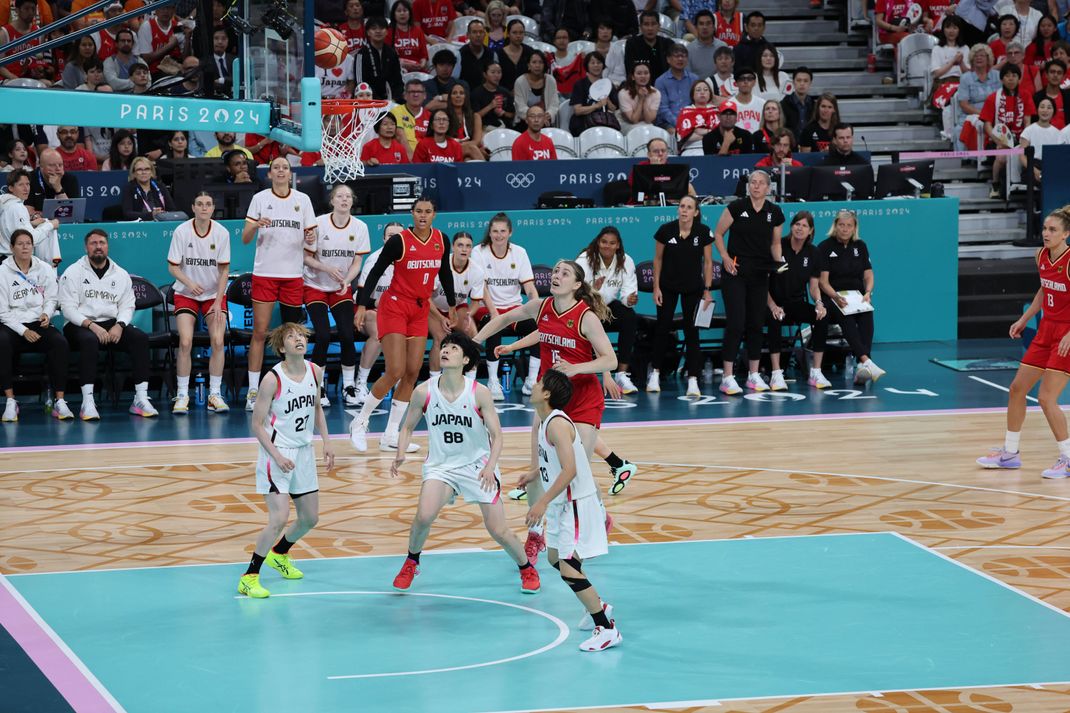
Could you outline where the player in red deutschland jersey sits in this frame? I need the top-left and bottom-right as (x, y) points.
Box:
(978, 208), (1070, 478)
(350, 196), (459, 452)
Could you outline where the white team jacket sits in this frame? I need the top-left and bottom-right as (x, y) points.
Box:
(59, 255), (135, 326)
(574, 252), (638, 305)
(0, 193), (61, 265)
(0, 255), (58, 335)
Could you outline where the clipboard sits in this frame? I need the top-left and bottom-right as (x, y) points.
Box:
(695, 299), (717, 328)
(834, 290), (874, 315)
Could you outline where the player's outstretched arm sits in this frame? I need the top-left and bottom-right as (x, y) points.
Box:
(495, 328), (540, 358)
(312, 364), (334, 471)
(391, 382), (428, 477)
(474, 298), (543, 344)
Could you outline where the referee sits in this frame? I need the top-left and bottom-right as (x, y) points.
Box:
(712, 169), (784, 395)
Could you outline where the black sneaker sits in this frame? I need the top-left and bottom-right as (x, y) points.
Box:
(343, 385), (360, 407)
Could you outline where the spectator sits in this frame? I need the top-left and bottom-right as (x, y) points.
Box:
(460, 19), (498, 88)
(822, 123), (869, 165)
(77, 59), (114, 92)
(655, 44), (700, 130)
(650, 195), (715, 396)
(0, 0), (41, 81)
(222, 149), (263, 187)
(120, 157), (175, 220)
(55, 126), (99, 172)
(413, 108), (465, 162)
(135, 4), (186, 75)
(687, 10), (728, 78)
(681, 0), (718, 37)
(93, 3), (123, 60)
(713, 0), (744, 46)
(754, 99), (785, 152)
(782, 67), (815, 135)
(1052, 42), (1070, 83)
(875, 0), (914, 46)
(128, 60), (152, 95)
(168, 55), (202, 96)
(391, 79), (432, 153)
(598, 20), (627, 85)
(702, 100), (756, 154)
(1035, 59), (1070, 128)
(423, 49), (467, 111)
(957, 0), (1000, 50)
(625, 11), (675, 77)
(204, 28), (236, 96)
(62, 35), (100, 89)
(472, 62), (517, 129)
(982, 63), (1035, 196)
(705, 45), (737, 101)
(932, 16), (971, 138)
(675, 79), (719, 153)
(0, 229), (71, 422)
(1005, 42), (1041, 90)
(1026, 14), (1061, 68)
(632, 137), (697, 195)
(730, 68), (765, 132)
(243, 131), (299, 166)
(60, 229), (158, 420)
(733, 11), (770, 72)
(994, 0), (1042, 44)
(203, 131), (252, 159)
(447, 83), (487, 160)
(513, 53), (560, 128)
(800, 91), (840, 152)
(990, 14), (1021, 65)
(815, 210), (885, 384)
(412, 0), (456, 42)
(956, 44), (1000, 148)
(540, 0), (590, 42)
(317, 39), (356, 98)
(764, 211), (828, 391)
(361, 113), (411, 165)
(512, 106), (558, 160)
(923, 0), (955, 33)
(755, 127), (802, 167)
(389, 0), (429, 72)
(101, 130), (137, 171)
(1018, 96), (1061, 184)
(499, 19), (535, 91)
(28, 149), (79, 212)
(159, 130), (191, 159)
(1, 140), (32, 173)
(550, 28), (586, 98)
(484, 0), (509, 51)
(569, 52), (620, 134)
(336, 0), (367, 54)
(619, 63), (662, 132)
(356, 16), (404, 101)
(103, 28), (138, 91)
(0, 170), (59, 263)
(590, 0), (638, 38)
(574, 227), (639, 394)
(755, 45), (791, 101)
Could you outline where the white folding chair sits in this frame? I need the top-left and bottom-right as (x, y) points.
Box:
(401, 71), (432, 85)
(427, 43), (461, 67)
(898, 32), (937, 88)
(658, 13), (677, 38)
(450, 15), (472, 40)
(579, 126), (628, 158)
(523, 38), (556, 55)
(542, 127), (579, 158)
(484, 128), (521, 161)
(568, 40), (596, 55)
(624, 124), (672, 157)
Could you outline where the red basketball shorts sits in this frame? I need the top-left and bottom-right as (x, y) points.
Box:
(377, 293), (430, 338)
(1022, 318), (1070, 374)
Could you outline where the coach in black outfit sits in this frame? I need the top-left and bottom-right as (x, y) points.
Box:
(713, 169), (784, 395)
(649, 195), (714, 396)
(821, 123), (869, 166)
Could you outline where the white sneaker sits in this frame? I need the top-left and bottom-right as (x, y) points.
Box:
(686, 377), (701, 398)
(614, 372), (638, 395)
(50, 398), (74, 420)
(320, 389), (331, 408)
(350, 417), (368, 452)
(80, 396), (100, 421)
(808, 371), (831, 389)
(379, 433), (420, 453)
(342, 385), (360, 407)
(130, 394), (158, 417)
(353, 383), (369, 406)
(207, 393), (230, 412)
(769, 370), (788, 391)
(579, 622), (622, 652)
(521, 375), (536, 396)
(646, 370), (661, 392)
(489, 379), (505, 401)
(865, 360), (886, 382)
(245, 387), (258, 412)
(172, 394), (190, 414)
(746, 373), (769, 392)
(579, 602), (614, 631)
(719, 375), (742, 395)
(853, 362), (873, 385)
(2, 399), (17, 422)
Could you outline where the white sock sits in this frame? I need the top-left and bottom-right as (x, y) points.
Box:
(209, 375), (223, 395)
(357, 366), (371, 387)
(487, 359), (499, 382)
(81, 384), (94, 398)
(772, 369), (783, 376)
(248, 371), (260, 391)
(528, 521), (544, 536)
(527, 356), (540, 380)
(134, 381), (148, 398)
(1058, 438), (1070, 458)
(386, 399), (407, 434)
(810, 368), (822, 377)
(177, 376), (190, 397)
(341, 365), (355, 388)
(1004, 431), (1021, 453)
(430, 369), (441, 378)
(5, 396), (14, 404)
(357, 392), (382, 423)
(748, 372), (759, 380)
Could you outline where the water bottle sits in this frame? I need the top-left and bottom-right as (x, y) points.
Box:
(194, 373), (206, 406)
(844, 355), (856, 376)
(501, 360), (512, 394)
(701, 358), (714, 384)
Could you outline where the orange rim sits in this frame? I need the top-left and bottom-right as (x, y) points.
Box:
(321, 98), (390, 117)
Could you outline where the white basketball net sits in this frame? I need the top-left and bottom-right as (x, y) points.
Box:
(321, 102), (391, 185)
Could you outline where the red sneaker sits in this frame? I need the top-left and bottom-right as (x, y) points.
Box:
(605, 512), (614, 534)
(524, 530), (546, 566)
(519, 566), (541, 594)
(393, 558), (419, 591)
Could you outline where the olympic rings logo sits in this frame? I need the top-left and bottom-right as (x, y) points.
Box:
(505, 173), (536, 188)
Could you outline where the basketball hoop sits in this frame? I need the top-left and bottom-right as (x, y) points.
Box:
(320, 98), (391, 184)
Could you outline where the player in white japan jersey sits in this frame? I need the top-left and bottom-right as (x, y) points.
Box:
(387, 332), (541, 594)
(537, 410), (598, 506)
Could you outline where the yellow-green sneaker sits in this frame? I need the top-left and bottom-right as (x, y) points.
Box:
(238, 573), (269, 598)
(266, 551), (304, 579)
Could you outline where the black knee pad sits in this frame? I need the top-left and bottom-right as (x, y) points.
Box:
(550, 560), (560, 571)
(561, 574), (592, 593)
(563, 556), (583, 573)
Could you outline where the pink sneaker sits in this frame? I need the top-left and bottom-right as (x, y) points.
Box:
(524, 530), (546, 567)
(519, 566), (540, 593)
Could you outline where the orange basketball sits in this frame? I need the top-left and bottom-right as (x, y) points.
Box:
(314, 27), (348, 69)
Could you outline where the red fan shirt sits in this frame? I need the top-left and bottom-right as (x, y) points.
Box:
(388, 24), (428, 65)
(412, 0), (456, 38)
(412, 136), (464, 163)
(511, 132), (558, 161)
(360, 137), (410, 164)
(336, 21), (366, 54)
(676, 105), (720, 141)
(550, 52), (585, 96)
(980, 89), (1035, 137)
(713, 11), (743, 46)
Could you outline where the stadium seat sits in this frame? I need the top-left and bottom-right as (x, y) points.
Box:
(402, 71), (432, 84)
(118, 276), (172, 402)
(568, 40), (595, 55)
(162, 283), (232, 397)
(484, 128), (520, 160)
(579, 126), (628, 158)
(897, 33), (937, 90)
(427, 43), (460, 67)
(542, 127), (579, 158)
(658, 13), (677, 37)
(625, 124), (672, 157)
(507, 14), (539, 39)
(450, 15), (471, 40)
(523, 37), (555, 55)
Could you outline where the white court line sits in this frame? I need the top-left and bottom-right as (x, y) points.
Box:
(0, 574), (127, 713)
(969, 375), (1039, 403)
(935, 545), (1070, 551)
